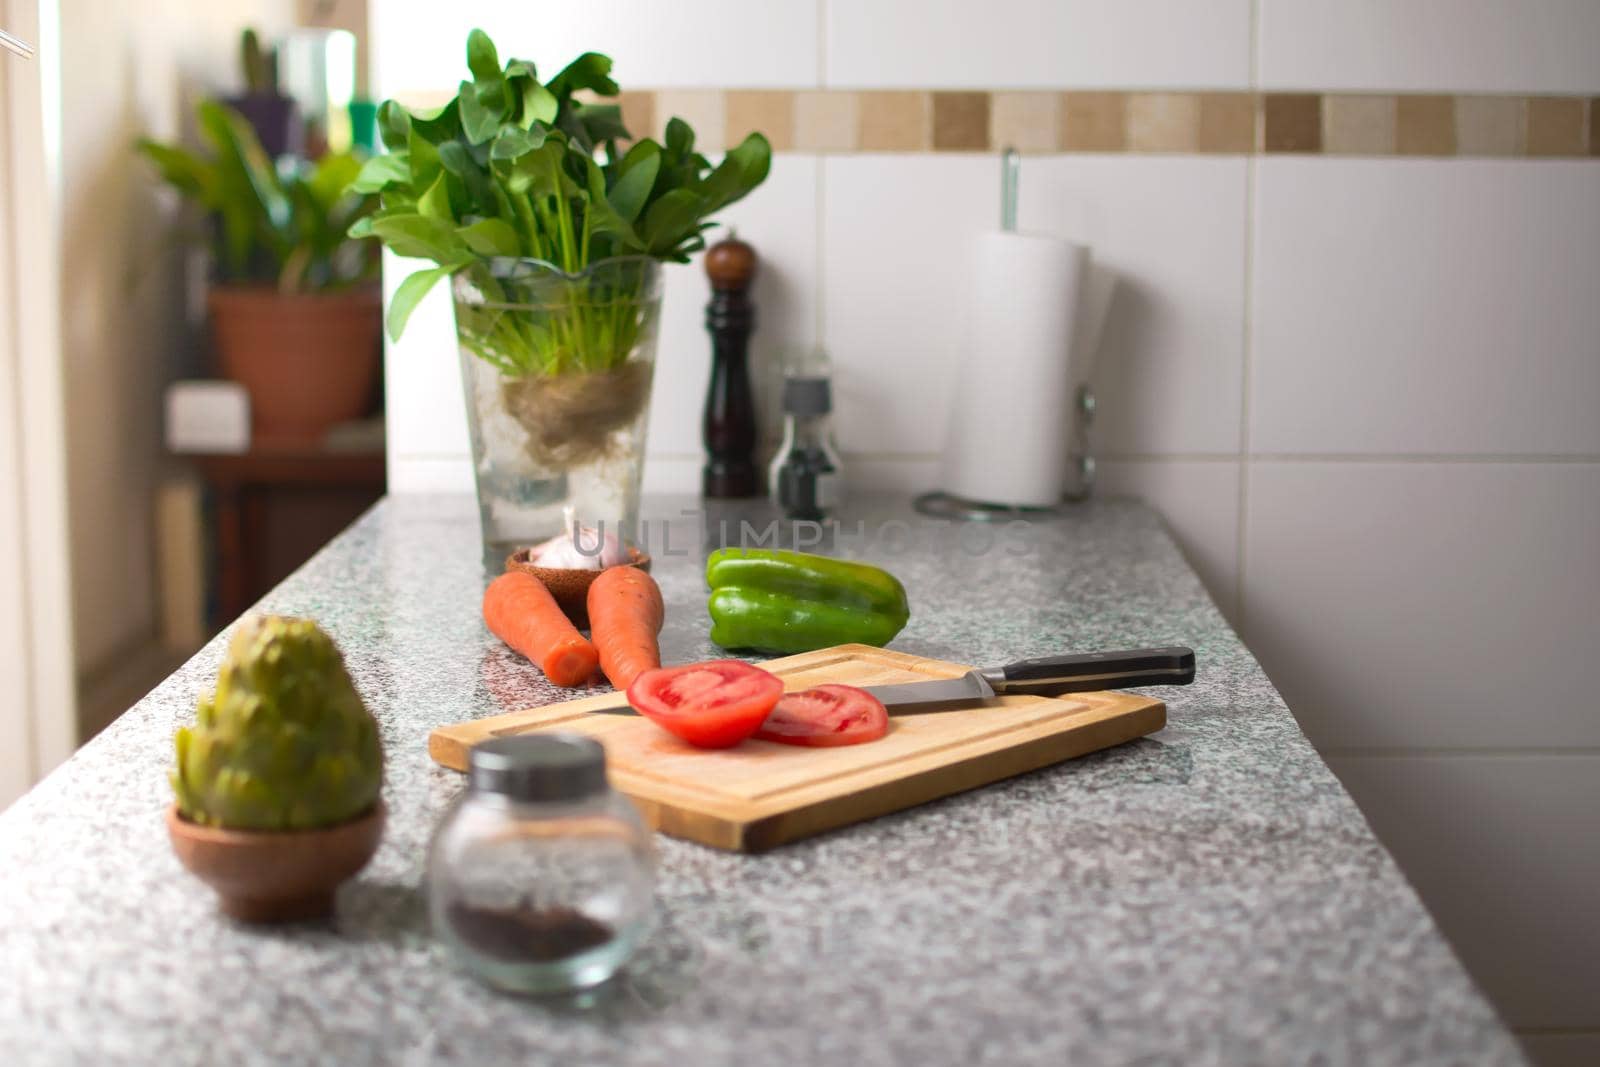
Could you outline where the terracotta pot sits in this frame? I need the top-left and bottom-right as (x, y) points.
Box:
(167, 802), (385, 923)
(208, 285), (382, 444)
(505, 548), (651, 629)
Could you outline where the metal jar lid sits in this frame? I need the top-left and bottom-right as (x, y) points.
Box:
(468, 734), (608, 802)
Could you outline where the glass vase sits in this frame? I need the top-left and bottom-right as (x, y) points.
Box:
(453, 257), (662, 559)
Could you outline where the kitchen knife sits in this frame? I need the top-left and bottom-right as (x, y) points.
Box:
(587, 646), (1194, 716)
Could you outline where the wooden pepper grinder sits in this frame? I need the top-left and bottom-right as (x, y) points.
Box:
(701, 235), (760, 498)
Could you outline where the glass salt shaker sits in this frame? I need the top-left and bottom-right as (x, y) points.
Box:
(770, 356), (844, 521)
(427, 734), (655, 994)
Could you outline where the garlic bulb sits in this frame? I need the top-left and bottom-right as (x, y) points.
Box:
(527, 507), (629, 570)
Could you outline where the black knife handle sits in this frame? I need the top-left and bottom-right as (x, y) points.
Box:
(985, 646), (1195, 696)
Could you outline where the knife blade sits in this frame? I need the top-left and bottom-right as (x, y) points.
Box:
(583, 646), (1194, 716)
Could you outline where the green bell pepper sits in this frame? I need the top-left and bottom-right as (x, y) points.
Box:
(705, 548), (910, 653)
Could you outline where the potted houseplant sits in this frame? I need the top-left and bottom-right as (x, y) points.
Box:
(167, 615), (384, 922)
(350, 28), (770, 552)
(138, 102), (382, 443)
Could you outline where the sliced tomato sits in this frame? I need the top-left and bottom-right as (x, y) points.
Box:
(626, 659), (784, 749)
(754, 684), (889, 747)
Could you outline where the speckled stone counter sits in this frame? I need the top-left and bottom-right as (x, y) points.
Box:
(0, 494), (1521, 1066)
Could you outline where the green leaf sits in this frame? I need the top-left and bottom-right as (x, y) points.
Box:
(694, 132), (772, 215)
(664, 117), (694, 158)
(407, 121), (443, 190)
(377, 100), (411, 152)
(305, 151), (363, 211)
(459, 80), (503, 145)
(416, 172), (453, 222)
(438, 142), (494, 212)
(137, 140), (217, 202)
(456, 217), (521, 257)
(410, 100), (462, 144)
(582, 157), (644, 250)
(489, 125), (546, 160)
(547, 52), (618, 100)
(387, 263), (463, 341)
(197, 100), (292, 234)
(349, 152), (409, 194)
(641, 187), (707, 254)
(369, 214), (469, 262)
(607, 142), (659, 223)
(493, 138), (573, 199)
(576, 103), (629, 145)
(346, 215), (377, 239)
(518, 80), (558, 127)
(465, 29), (500, 83)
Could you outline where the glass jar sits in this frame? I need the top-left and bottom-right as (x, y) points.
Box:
(427, 734), (655, 994)
(452, 256), (663, 560)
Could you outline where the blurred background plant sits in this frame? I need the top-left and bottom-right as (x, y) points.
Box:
(137, 99), (378, 293)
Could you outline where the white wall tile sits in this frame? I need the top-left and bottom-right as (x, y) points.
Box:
(386, 157), (820, 494)
(641, 456), (699, 495)
(821, 155), (992, 457)
(827, 0), (1251, 89)
(823, 156), (1249, 463)
(1325, 754), (1600, 1029)
(371, 0), (820, 96)
(382, 250), (470, 494)
(1519, 1033), (1600, 1067)
(1252, 160), (1600, 457)
(1243, 461), (1600, 749)
(1259, 0), (1600, 93)
(1023, 158), (1249, 456)
(849, 456), (940, 493)
(1098, 460), (1241, 621)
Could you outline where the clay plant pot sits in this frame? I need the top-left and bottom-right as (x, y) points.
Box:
(208, 285), (382, 445)
(505, 548), (651, 629)
(167, 802), (384, 923)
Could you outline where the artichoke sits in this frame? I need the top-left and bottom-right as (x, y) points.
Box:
(171, 616), (382, 831)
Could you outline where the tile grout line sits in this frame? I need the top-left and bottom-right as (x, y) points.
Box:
(1235, 0), (1261, 632)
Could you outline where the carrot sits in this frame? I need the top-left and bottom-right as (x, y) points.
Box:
(483, 571), (599, 686)
(588, 565), (664, 691)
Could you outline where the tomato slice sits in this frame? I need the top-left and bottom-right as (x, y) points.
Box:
(754, 684), (889, 747)
(626, 660), (784, 749)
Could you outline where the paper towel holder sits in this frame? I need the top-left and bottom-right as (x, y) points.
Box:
(913, 383), (1096, 520)
(914, 148), (1097, 521)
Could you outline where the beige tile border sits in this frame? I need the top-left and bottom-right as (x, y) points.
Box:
(1454, 96), (1523, 158)
(593, 89), (1599, 158)
(1323, 95), (1396, 155)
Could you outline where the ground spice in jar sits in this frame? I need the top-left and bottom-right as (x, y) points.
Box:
(445, 899), (615, 963)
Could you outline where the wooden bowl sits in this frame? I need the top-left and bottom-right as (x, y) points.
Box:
(504, 547), (651, 629)
(167, 802), (385, 923)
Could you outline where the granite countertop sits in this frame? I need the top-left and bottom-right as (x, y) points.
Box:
(0, 493), (1521, 1066)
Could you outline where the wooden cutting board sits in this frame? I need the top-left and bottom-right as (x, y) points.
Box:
(429, 644), (1165, 852)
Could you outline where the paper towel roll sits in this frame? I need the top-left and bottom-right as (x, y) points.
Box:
(941, 231), (1088, 508)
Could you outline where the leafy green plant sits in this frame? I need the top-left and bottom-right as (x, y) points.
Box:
(138, 100), (379, 293)
(348, 27), (771, 372)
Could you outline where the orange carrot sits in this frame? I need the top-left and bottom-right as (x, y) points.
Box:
(588, 565), (664, 691)
(483, 571), (598, 686)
